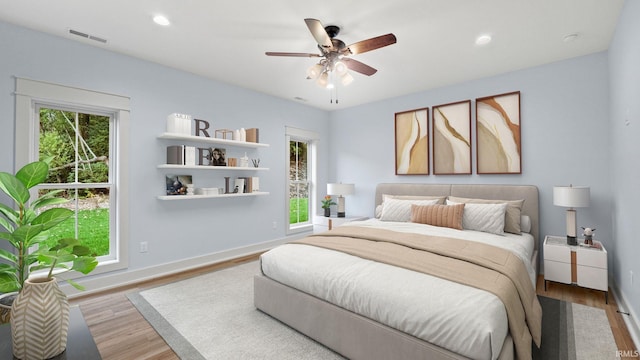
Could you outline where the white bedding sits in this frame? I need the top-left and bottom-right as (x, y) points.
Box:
(260, 219), (537, 360)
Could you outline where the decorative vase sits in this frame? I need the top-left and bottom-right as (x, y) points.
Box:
(324, 207), (330, 217)
(11, 277), (70, 360)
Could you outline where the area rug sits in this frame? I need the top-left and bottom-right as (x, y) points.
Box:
(128, 261), (618, 360)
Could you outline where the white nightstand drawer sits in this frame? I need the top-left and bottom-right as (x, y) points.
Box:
(577, 266), (608, 291)
(576, 247), (607, 269)
(544, 260), (572, 284)
(543, 243), (571, 263)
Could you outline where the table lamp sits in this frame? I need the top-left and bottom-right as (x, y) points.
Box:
(553, 185), (590, 245)
(327, 183), (355, 218)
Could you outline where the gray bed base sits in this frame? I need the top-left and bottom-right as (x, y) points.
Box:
(254, 183), (539, 360)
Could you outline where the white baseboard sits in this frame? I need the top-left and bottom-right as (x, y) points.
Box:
(61, 232), (311, 298)
(611, 282), (640, 350)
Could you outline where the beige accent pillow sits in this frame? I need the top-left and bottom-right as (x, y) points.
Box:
(447, 196), (525, 234)
(410, 203), (465, 230)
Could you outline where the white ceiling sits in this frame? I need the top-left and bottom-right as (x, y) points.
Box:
(0, 0), (624, 111)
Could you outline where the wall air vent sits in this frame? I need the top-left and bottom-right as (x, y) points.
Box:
(68, 29), (107, 44)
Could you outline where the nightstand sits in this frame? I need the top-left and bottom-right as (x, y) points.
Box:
(543, 235), (608, 303)
(313, 215), (368, 232)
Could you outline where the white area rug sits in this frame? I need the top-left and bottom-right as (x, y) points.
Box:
(128, 261), (344, 359)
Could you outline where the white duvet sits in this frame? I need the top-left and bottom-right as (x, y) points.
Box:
(260, 219), (536, 360)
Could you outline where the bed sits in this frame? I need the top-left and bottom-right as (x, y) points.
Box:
(254, 183), (541, 360)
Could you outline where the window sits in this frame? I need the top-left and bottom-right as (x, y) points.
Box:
(15, 78), (130, 276)
(36, 106), (113, 258)
(286, 127), (318, 234)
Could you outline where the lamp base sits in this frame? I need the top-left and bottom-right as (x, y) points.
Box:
(567, 235), (578, 246)
(337, 196), (345, 218)
(337, 212), (345, 218)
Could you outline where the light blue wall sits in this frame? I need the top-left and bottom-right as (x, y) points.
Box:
(330, 52), (612, 252)
(0, 20), (330, 271)
(609, 0), (640, 333)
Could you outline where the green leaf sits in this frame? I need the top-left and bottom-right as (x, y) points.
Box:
(31, 194), (69, 212)
(31, 208), (73, 231)
(0, 203), (19, 229)
(0, 248), (17, 264)
(15, 161), (49, 189)
(0, 172), (30, 205)
(12, 224), (47, 248)
(0, 273), (20, 293)
(66, 279), (86, 291)
(72, 257), (98, 274)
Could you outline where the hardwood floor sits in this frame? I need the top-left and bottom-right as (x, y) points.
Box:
(70, 255), (638, 359)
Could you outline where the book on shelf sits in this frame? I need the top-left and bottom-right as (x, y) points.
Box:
(251, 176), (259, 192)
(166, 145), (196, 165)
(245, 128), (259, 143)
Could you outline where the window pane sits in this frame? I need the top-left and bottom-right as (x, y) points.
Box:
(289, 140), (308, 181)
(37, 188), (110, 257)
(289, 182), (309, 225)
(39, 108), (110, 184)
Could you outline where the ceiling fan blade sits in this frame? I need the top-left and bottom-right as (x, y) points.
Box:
(345, 33), (397, 55)
(265, 52), (321, 57)
(304, 18), (333, 51)
(342, 58), (377, 76)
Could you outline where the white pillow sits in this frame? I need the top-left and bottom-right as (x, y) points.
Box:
(380, 198), (439, 222)
(447, 200), (508, 235)
(520, 215), (532, 233)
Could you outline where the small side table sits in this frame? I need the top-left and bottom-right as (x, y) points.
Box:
(543, 235), (608, 303)
(0, 305), (101, 359)
(314, 215), (368, 232)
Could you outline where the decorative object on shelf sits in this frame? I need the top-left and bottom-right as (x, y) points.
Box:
(395, 107), (429, 175)
(227, 157), (237, 167)
(234, 178), (245, 194)
(233, 129), (241, 141)
(0, 159), (98, 358)
(321, 195), (336, 217)
(327, 183), (355, 217)
(433, 100), (472, 175)
(166, 113), (192, 135)
(240, 152), (249, 168)
(252, 158), (260, 168)
(251, 177), (260, 192)
(476, 91), (521, 174)
(553, 185), (590, 245)
(166, 175), (192, 195)
(215, 129), (233, 139)
(209, 147), (226, 166)
(240, 128), (246, 142)
(246, 128), (259, 143)
(166, 145), (196, 166)
(582, 227), (596, 246)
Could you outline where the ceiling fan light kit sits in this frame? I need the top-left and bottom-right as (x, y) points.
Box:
(267, 18), (396, 97)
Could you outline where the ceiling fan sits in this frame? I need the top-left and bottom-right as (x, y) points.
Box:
(266, 18), (397, 88)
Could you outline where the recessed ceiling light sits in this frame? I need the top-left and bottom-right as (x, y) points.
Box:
(563, 33), (579, 42)
(475, 34), (492, 46)
(153, 15), (170, 26)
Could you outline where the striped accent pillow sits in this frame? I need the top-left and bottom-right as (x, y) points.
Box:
(410, 203), (465, 230)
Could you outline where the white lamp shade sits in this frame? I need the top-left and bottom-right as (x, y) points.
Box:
(553, 186), (590, 208)
(327, 183), (355, 196)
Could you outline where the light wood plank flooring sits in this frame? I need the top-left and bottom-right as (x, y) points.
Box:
(69, 255), (637, 359)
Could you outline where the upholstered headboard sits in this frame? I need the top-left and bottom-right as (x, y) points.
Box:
(375, 183), (540, 252)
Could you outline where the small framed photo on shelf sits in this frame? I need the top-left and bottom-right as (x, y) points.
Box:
(166, 175), (193, 196)
(209, 147), (226, 166)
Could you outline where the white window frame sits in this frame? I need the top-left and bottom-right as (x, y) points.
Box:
(14, 78), (130, 276)
(285, 126), (318, 235)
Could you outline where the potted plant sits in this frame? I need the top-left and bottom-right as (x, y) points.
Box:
(0, 159), (97, 359)
(321, 195), (336, 217)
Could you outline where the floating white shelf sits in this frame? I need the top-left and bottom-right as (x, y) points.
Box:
(157, 164), (269, 171)
(157, 191), (269, 200)
(158, 132), (269, 148)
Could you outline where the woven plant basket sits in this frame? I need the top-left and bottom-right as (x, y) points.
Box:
(11, 277), (70, 360)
